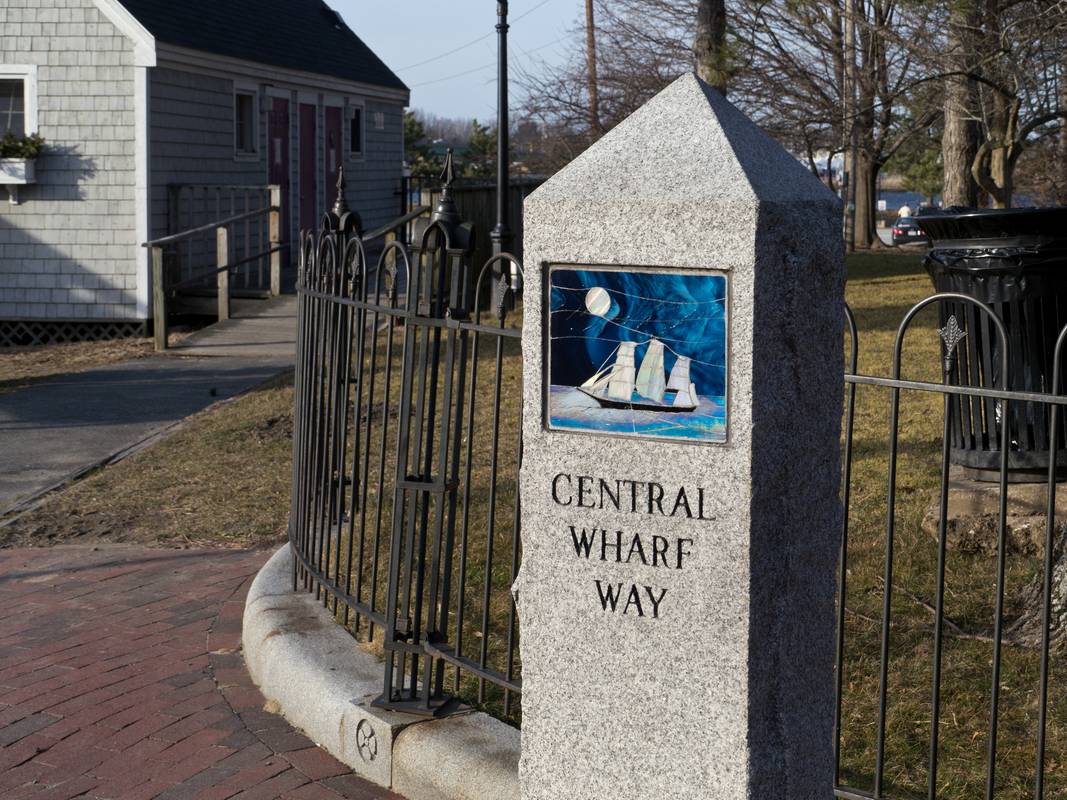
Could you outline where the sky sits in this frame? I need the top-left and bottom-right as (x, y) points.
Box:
(331, 0), (575, 121)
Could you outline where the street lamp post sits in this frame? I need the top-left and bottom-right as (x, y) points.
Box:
(491, 1), (513, 300)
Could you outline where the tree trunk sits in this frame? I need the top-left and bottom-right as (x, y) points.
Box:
(694, 0), (728, 94)
(989, 145), (1013, 208)
(853, 151), (876, 249)
(942, 2), (978, 207)
(1009, 531), (1066, 653)
(843, 0), (858, 251)
(584, 0), (602, 134)
(1058, 52), (1067, 206)
(973, 94), (1018, 209)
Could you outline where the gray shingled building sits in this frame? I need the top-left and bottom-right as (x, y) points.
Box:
(0, 0), (408, 340)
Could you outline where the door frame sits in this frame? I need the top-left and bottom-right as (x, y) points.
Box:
(296, 94), (319, 234)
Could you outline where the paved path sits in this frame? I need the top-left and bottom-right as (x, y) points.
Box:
(168, 298), (297, 360)
(0, 545), (402, 800)
(0, 298), (297, 514)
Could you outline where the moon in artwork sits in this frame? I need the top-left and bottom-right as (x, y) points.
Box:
(584, 286), (615, 318)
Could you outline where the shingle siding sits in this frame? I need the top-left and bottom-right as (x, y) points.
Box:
(0, 0), (139, 321)
(1, 2), (405, 322)
(148, 67), (267, 244)
(150, 70), (404, 265)
(348, 99), (404, 235)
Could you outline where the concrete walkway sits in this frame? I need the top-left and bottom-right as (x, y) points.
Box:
(0, 544), (402, 800)
(0, 298), (298, 515)
(168, 297), (298, 361)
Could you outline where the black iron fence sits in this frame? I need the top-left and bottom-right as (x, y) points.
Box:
(290, 175), (1063, 791)
(836, 293), (1064, 800)
(290, 167), (524, 721)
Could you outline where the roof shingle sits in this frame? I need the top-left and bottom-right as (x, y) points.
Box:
(119, 0), (408, 93)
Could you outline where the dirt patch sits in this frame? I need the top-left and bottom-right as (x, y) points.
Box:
(251, 413), (293, 443)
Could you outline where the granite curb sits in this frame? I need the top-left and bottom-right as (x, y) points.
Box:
(241, 545), (520, 800)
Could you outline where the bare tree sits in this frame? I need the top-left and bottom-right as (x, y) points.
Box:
(517, 0), (698, 170)
(950, 0), (1067, 207)
(730, 0), (942, 248)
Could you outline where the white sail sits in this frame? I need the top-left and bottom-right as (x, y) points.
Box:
(606, 342), (637, 401)
(667, 356), (691, 392)
(673, 383), (691, 407)
(673, 381), (699, 408)
(581, 366), (611, 390)
(635, 339), (666, 403)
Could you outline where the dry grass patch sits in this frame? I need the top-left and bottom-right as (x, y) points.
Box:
(0, 330), (198, 395)
(0, 338), (156, 395)
(0, 371), (294, 549)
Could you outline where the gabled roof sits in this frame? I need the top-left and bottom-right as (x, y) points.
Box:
(117, 0), (407, 94)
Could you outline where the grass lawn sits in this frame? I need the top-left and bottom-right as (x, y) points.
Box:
(1, 251), (1061, 796)
(841, 251), (1064, 800)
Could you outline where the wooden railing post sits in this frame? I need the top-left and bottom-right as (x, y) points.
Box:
(216, 226), (230, 322)
(269, 185), (282, 296)
(152, 246), (167, 351)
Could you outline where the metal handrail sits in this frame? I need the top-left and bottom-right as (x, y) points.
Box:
(145, 185), (283, 351)
(143, 206), (275, 248)
(360, 205), (431, 243)
(167, 244), (290, 291)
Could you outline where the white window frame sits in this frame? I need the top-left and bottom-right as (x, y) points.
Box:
(233, 82), (260, 161)
(347, 99), (365, 162)
(0, 65), (39, 137)
(372, 110), (385, 131)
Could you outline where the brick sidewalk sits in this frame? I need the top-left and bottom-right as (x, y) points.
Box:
(0, 545), (403, 800)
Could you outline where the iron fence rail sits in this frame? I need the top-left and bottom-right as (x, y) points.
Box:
(291, 185), (1061, 792)
(836, 292), (1063, 800)
(290, 167), (523, 721)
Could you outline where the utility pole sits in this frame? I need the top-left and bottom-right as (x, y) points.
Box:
(585, 0), (601, 133)
(491, 0), (513, 295)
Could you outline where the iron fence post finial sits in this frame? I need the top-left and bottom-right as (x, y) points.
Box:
(432, 149), (461, 227)
(324, 164), (361, 236)
(332, 165), (349, 218)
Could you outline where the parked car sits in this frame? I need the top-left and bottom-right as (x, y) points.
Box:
(892, 216), (929, 245)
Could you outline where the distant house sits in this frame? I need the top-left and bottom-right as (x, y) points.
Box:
(0, 0), (408, 342)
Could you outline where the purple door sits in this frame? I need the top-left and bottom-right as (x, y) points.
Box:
(268, 97), (290, 246)
(324, 106), (343, 207)
(299, 103), (317, 233)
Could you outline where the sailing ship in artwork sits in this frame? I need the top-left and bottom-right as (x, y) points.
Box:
(577, 339), (699, 413)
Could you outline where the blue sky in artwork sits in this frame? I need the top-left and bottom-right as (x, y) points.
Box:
(549, 268), (727, 398)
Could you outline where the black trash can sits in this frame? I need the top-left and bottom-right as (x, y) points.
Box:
(916, 207), (1067, 481)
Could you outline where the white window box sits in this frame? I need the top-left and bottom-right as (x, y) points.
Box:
(0, 158), (36, 204)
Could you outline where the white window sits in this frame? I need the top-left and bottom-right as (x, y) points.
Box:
(0, 65), (38, 137)
(348, 102), (364, 159)
(373, 111), (385, 131)
(234, 88), (259, 158)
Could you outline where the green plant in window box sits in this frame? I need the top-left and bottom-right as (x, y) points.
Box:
(0, 132), (45, 159)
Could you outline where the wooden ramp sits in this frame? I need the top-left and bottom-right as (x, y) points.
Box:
(167, 295), (297, 361)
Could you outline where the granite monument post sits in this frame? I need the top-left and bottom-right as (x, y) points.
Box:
(515, 73), (845, 799)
